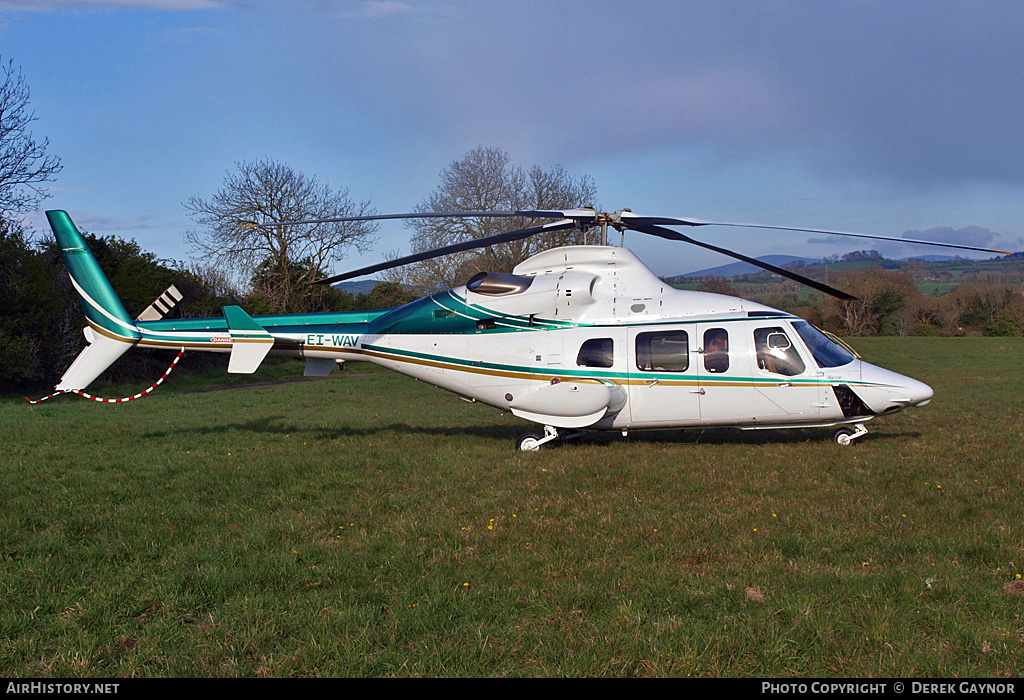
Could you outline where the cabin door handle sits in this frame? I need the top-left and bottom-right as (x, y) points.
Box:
(691, 388), (705, 395)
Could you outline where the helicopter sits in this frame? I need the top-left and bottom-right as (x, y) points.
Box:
(40, 207), (1008, 449)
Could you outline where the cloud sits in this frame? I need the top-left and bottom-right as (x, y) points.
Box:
(0, 0), (231, 11)
(73, 213), (154, 232)
(902, 226), (997, 249)
(571, 67), (793, 154)
(806, 225), (1008, 259)
(342, 1), (410, 19)
(163, 25), (223, 41)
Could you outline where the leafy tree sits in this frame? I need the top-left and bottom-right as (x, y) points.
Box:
(696, 277), (740, 296)
(365, 281), (419, 309)
(389, 147), (597, 291)
(0, 58), (62, 217)
(0, 218), (59, 386)
(944, 283), (1024, 335)
(185, 159), (378, 313)
(985, 312), (1021, 337)
(841, 250), (883, 263)
(329, 282), (419, 312)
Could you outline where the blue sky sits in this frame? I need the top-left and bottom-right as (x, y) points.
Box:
(4, 0), (1024, 278)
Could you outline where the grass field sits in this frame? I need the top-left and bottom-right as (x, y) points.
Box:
(2, 337), (1024, 677)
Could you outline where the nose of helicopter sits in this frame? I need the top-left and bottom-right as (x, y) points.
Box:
(856, 362), (934, 413)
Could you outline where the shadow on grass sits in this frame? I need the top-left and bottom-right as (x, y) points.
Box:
(567, 426), (921, 448)
(142, 415), (516, 442)
(141, 415), (921, 447)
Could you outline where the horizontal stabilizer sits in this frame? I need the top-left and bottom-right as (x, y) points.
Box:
(222, 305), (275, 374)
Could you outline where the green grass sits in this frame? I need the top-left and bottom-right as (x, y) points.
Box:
(2, 340), (1024, 677)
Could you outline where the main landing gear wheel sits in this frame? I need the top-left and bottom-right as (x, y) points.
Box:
(515, 431), (545, 451)
(515, 425), (567, 451)
(834, 423), (869, 446)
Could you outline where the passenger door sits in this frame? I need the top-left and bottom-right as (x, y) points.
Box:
(694, 324), (756, 425)
(626, 326), (701, 426)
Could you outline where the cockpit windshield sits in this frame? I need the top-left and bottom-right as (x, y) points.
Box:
(791, 321), (856, 368)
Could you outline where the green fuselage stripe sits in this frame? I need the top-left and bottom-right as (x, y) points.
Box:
(360, 342), (867, 388)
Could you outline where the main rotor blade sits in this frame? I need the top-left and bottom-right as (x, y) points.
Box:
(262, 209), (594, 228)
(620, 213), (1011, 256)
(316, 219), (579, 285)
(629, 223), (859, 301)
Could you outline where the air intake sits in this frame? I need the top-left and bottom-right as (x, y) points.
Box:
(466, 272), (535, 296)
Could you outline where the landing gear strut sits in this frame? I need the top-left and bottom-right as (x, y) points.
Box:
(515, 426), (586, 451)
(515, 426), (559, 451)
(834, 423), (869, 446)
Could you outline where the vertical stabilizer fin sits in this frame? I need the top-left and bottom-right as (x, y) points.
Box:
(222, 305), (275, 373)
(46, 210), (140, 342)
(46, 210), (140, 391)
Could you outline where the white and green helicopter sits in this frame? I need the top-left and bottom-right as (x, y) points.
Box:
(44, 207), (1005, 449)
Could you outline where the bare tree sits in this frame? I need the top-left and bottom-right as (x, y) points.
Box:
(388, 147), (597, 291)
(0, 58), (62, 217)
(185, 159), (378, 312)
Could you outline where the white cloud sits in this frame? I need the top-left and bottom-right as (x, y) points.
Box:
(0, 0), (231, 11)
(343, 1), (410, 19)
(902, 226), (1000, 251)
(162, 25), (223, 41)
(74, 212), (154, 231)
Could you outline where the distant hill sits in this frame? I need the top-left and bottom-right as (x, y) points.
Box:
(898, 254), (979, 262)
(677, 255), (822, 279)
(334, 279), (381, 294)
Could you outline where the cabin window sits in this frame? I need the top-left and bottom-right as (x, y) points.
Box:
(476, 319), (497, 330)
(703, 328), (729, 373)
(754, 327), (806, 376)
(577, 338), (614, 368)
(636, 330), (689, 372)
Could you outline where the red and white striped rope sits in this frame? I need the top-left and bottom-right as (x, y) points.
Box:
(25, 348), (186, 404)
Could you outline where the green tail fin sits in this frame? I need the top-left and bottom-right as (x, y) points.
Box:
(47, 210), (139, 341)
(46, 210), (139, 391)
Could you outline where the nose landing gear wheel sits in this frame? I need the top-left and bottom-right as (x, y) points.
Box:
(834, 423), (869, 446)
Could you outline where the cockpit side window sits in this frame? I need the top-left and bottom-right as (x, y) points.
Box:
(754, 326), (806, 376)
(577, 338), (614, 368)
(636, 330), (689, 372)
(791, 321), (856, 368)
